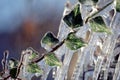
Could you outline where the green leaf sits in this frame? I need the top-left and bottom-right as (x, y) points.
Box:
(65, 33), (86, 50)
(27, 63), (43, 74)
(116, 0), (120, 12)
(89, 16), (111, 34)
(63, 4), (83, 28)
(41, 32), (59, 47)
(45, 53), (62, 67)
(29, 53), (38, 60)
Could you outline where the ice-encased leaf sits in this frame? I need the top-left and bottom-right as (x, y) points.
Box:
(63, 4), (83, 29)
(65, 33), (86, 50)
(41, 32), (59, 47)
(29, 52), (38, 60)
(92, 0), (98, 4)
(78, 0), (86, 4)
(27, 63), (43, 74)
(10, 68), (17, 79)
(116, 0), (120, 12)
(45, 53), (62, 67)
(89, 16), (111, 34)
(9, 58), (18, 69)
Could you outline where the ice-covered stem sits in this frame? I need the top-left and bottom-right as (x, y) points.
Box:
(3, 75), (10, 80)
(85, 0), (114, 23)
(1, 50), (9, 74)
(113, 54), (120, 80)
(15, 51), (25, 78)
(31, 39), (65, 63)
(16, 50), (31, 78)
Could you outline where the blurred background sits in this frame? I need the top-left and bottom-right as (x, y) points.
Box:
(0, 0), (76, 71)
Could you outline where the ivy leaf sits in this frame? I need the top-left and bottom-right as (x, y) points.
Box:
(29, 52), (38, 60)
(27, 63), (43, 74)
(116, 0), (120, 12)
(45, 53), (62, 67)
(41, 32), (59, 47)
(65, 33), (86, 50)
(89, 16), (111, 34)
(63, 4), (83, 29)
